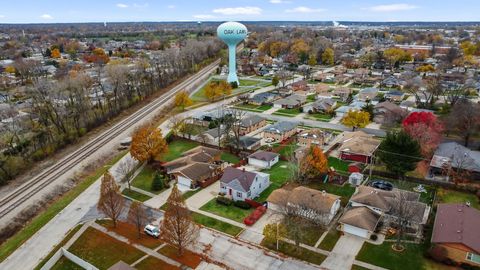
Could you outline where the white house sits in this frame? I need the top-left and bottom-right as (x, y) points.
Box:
(247, 151), (279, 169)
(220, 167), (270, 201)
(267, 186), (341, 225)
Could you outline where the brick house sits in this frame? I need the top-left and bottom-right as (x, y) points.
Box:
(263, 121), (297, 142)
(239, 115), (266, 136)
(297, 128), (333, 148)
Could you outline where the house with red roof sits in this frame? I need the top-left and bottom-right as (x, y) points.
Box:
(431, 204), (480, 266)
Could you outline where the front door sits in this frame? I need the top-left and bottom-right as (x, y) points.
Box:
(229, 188), (232, 195)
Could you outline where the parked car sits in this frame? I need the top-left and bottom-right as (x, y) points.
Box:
(144, 224), (160, 238)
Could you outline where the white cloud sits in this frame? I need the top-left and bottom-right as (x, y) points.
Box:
(167, 5), (175, 9)
(270, 0), (291, 4)
(366, 3), (418, 12)
(285, 6), (326, 13)
(40, 14), (53, 20)
(213, 6), (262, 15)
(193, 14), (216, 20)
(116, 3), (128, 8)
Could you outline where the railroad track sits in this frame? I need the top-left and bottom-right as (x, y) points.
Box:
(0, 59), (220, 219)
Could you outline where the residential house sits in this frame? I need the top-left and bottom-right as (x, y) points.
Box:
(267, 186), (341, 225)
(429, 142), (480, 181)
(315, 83), (331, 96)
(200, 126), (227, 145)
(235, 136), (262, 151)
(384, 90), (405, 102)
(339, 206), (381, 239)
(220, 167), (270, 201)
(333, 131), (381, 163)
(170, 162), (222, 190)
(382, 76), (401, 88)
(314, 72), (335, 82)
(341, 185), (430, 239)
(249, 92), (278, 105)
(373, 101), (406, 125)
(273, 95), (307, 109)
(358, 88), (379, 101)
(248, 151), (279, 169)
(297, 129), (333, 148)
(162, 146), (221, 173)
(263, 121), (297, 142)
(240, 115), (266, 136)
(334, 101), (367, 118)
(288, 80), (309, 92)
(332, 87), (352, 102)
(308, 98), (337, 113)
(431, 204), (480, 266)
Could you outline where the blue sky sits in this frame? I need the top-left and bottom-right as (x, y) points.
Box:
(0, 1), (478, 23)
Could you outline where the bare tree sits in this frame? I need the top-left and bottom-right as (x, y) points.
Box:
(127, 201), (149, 238)
(390, 191), (419, 250)
(168, 115), (186, 137)
(98, 172), (125, 228)
(116, 158), (137, 190)
(224, 109), (247, 152)
(277, 70), (290, 88)
(159, 185), (199, 256)
(446, 99), (480, 147)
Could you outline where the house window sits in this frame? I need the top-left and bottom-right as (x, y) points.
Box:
(467, 253), (480, 264)
(237, 192), (243, 198)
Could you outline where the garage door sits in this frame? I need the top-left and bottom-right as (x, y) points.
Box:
(343, 224), (369, 238)
(177, 176), (192, 189)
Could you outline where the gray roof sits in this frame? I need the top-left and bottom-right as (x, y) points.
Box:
(248, 150), (279, 162)
(238, 136), (261, 148)
(220, 167), (257, 192)
(204, 126), (226, 139)
(313, 98), (336, 111)
(360, 87), (379, 94)
(264, 121), (297, 134)
(273, 94), (306, 107)
(250, 92), (277, 103)
(241, 115), (265, 128)
(430, 142), (480, 172)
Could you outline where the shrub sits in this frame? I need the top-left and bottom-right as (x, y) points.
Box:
(476, 189), (480, 200)
(151, 173), (165, 191)
(428, 245), (448, 263)
(233, 200), (251, 209)
(370, 234), (378, 241)
(230, 81), (239, 89)
(216, 196), (232, 206)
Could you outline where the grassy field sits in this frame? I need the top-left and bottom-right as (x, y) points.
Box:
(262, 240), (327, 266)
(274, 108), (302, 115)
(257, 161), (291, 202)
(221, 152), (241, 164)
(131, 166), (162, 194)
(51, 256), (83, 270)
(307, 112), (333, 121)
(135, 256), (180, 270)
(200, 198), (253, 223)
(161, 139), (200, 162)
(328, 157), (350, 172)
(122, 189), (152, 202)
(273, 142), (299, 158)
(285, 222), (324, 246)
(35, 224), (83, 270)
(192, 78), (270, 102)
(318, 229), (341, 251)
(233, 103), (273, 112)
(307, 94), (316, 102)
(192, 212), (243, 236)
(436, 188), (479, 209)
(0, 151), (127, 263)
(69, 227), (145, 269)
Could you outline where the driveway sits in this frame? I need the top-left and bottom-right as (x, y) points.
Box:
(239, 210), (281, 244)
(321, 233), (365, 270)
(185, 181), (220, 210)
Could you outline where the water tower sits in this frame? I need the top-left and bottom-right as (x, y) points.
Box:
(217, 21), (247, 85)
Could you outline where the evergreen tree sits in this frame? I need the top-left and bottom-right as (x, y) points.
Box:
(151, 173), (165, 191)
(377, 131), (421, 178)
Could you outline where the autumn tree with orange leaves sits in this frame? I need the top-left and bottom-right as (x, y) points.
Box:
(98, 172), (125, 228)
(204, 80), (232, 101)
(51, 48), (61, 59)
(130, 123), (168, 163)
(302, 145), (329, 179)
(160, 185), (199, 256)
(174, 91), (193, 111)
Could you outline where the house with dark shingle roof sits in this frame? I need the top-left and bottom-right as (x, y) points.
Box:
(170, 162), (222, 190)
(240, 115), (266, 135)
(220, 167), (270, 201)
(263, 121), (297, 142)
(339, 207), (381, 239)
(432, 204), (480, 266)
(429, 142), (480, 181)
(248, 150), (279, 169)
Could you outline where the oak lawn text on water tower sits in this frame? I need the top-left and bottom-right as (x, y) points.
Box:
(217, 22), (248, 85)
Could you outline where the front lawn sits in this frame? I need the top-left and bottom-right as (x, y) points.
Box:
(318, 229), (341, 251)
(274, 108), (302, 115)
(161, 139), (200, 162)
(285, 222), (324, 246)
(356, 241), (430, 270)
(221, 152), (240, 164)
(158, 245), (202, 269)
(192, 212), (243, 236)
(257, 161), (291, 202)
(307, 94), (316, 102)
(199, 198), (253, 223)
(262, 240), (327, 266)
(135, 256), (180, 270)
(328, 157), (350, 172)
(131, 166), (163, 194)
(436, 188), (479, 209)
(122, 189), (152, 202)
(68, 227), (145, 269)
(307, 112), (333, 121)
(96, 220), (163, 249)
(51, 256), (82, 270)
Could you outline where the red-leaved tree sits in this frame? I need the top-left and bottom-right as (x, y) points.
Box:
(402, 112), (443, 158)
